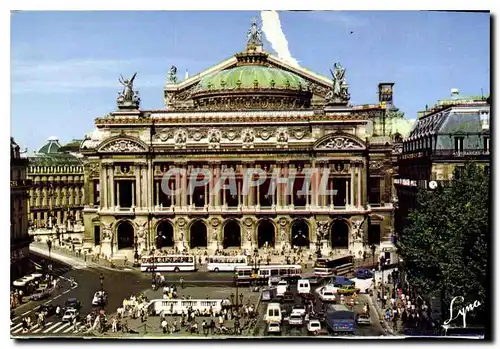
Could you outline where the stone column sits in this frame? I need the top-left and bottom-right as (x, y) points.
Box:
(182, 164), (188, 207)
(155, 182), (160, 206)
(116, 181), (120, 207)
(357, 166), (362, 208)
(109, 165), (115, 208)
(131, 182), (135, 207)
(135, 165), (141, 208)
(100, 165), (107, 209)
(345, 178), (349, 206)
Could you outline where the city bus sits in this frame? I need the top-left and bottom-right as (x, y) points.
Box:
(207, 255), (249, 272)
(314, 255), (354, 277)
(234, 265), (302, 285)
(140, 255), (197, 272)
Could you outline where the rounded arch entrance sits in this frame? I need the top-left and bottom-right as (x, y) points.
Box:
(330, 220), (349, 249)
(190, 220), (207, 249)
(117, 221), (134, 250)
(156, 220), (174, 249)
(223, 220), (241, 248)
(291, 219), (310, 247)
(257, 220), (275, 248)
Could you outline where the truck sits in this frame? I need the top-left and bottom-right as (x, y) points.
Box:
(324, 304), (355, 335)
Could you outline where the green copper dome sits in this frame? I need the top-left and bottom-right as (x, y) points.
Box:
(195, 65), (308, 92)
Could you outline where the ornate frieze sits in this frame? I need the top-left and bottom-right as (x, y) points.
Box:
(153, 130), (174, 142)
(255, 128), (273, 140)
(222, 129), (240, 141)
(99, 139), (147, 153)
(189, 129), (207, 141)
(290, 127), (309, 140)
(315, 135), (365, 150)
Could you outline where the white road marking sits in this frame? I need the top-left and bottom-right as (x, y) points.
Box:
(52, 322), (71, 333)
(53, 294), (61, 300)
(12, 326), (24, 334)
(43, 300), (52, 305)
(11, 323), (22, 330)
(62, 289), (70, 294)
(33, 322), (52, 334)
(21, 311), (31, 316)
(12, 316), (20, 321)
(62, 322), (77, 333)
(43, 322), (62, 333)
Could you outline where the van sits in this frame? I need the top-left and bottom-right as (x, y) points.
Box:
(264, 303), (282, 323)
(297, 279), (311, 294)
(276, 280), (288, 297)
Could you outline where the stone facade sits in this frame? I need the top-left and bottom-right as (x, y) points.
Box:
(81, 22), (398, 262)
(11, 137), (32, 280)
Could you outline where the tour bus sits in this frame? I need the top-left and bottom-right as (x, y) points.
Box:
(314, 256), (354, 277)
(234, 265), (302, 285)
(140, 255), (197, 272)
(207, 255), (249, 272)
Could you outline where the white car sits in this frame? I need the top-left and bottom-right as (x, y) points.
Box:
(291, 304), (306, 317)
(319, 288), (337, 303)
(267, 321), (281, 334)
(62, 309), (79, 323)
(288, 313), (304, 326)
(276, 280), (288, 297)
(307, 319), (322, 334)
(356, 314), (372, 326)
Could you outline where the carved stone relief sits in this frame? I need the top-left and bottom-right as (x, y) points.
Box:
(154, 131), (173, 142)
(207, 129), (221, 149)
(276, 128), (289, 148)
(100, 139), (146, 153)
(317, 136), (363, 150)
(256, 128), (272, 140)
(242, 128), (255, 149)
(174, 130), (188, 149)
(222, 129), (240, 141)
(291, 128), (309, 140)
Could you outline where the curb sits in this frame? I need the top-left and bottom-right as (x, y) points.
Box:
(366, 293), (395, 336)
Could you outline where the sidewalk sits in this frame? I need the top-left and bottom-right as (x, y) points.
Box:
(30, 243), (130, 272)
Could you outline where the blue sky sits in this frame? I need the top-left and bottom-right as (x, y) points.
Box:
(11, 10), (490, 153)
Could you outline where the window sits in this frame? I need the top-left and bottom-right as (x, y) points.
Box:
(484, 137), (490, 152)
(368, 225), (381, 245)
(368, 177), (381, 204)
(454, 137), (464, 152)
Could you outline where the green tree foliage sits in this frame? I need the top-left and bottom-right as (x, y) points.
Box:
(397, 163), (489, 325)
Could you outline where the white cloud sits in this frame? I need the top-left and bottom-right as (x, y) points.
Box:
(11, 57), (185, 94)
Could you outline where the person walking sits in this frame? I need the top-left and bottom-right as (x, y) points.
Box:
(72, 317), (78, 332)
(180, 277), (184, 289)
(161, 319), (168, 334)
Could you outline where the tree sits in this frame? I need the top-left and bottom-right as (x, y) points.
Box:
(397, 163), (489, 326)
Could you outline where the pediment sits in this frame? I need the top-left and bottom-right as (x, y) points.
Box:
(314, 133), (366, 151)
(97, 136), (149, 153)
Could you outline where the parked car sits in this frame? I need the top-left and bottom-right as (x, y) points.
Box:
(267, 321), (281, 334)
(356, 313), (372, 326)
(64, 298), (81, 310)
(307, 319), (322, 334)
(288, 313), (304, 326)
(62, 309), (79, 323)
(92, 291), (108, 306)
(291, 304), (306, 317)
(355, 268), (374, 280)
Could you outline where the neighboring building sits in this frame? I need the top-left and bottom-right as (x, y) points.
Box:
(395, 89), (490, 237)
(11, 137), (32, 280)
(27, 137), (85, 233)
(81, 19), (401, 263)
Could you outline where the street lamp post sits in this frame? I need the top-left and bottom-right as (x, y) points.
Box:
(133, 235), (139, 267)
(233, 271), (240, 334)
(99, 273), (104, 291)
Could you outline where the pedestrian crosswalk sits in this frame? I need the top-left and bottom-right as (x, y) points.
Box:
(10, 321), (82, 336)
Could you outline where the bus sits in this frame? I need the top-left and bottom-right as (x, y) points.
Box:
(207, 255), (248, 272)
(314, 256), (354, 277)
(140, 255), (196, 272)
(234, 265), (302, 285)
(324, 304), (355, 335)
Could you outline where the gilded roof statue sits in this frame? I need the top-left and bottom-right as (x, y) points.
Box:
(117, 72), (140, 109)
(326, 62), (350, 105)
(167, 65), (178, 84)
(246, 17), (262, 48)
